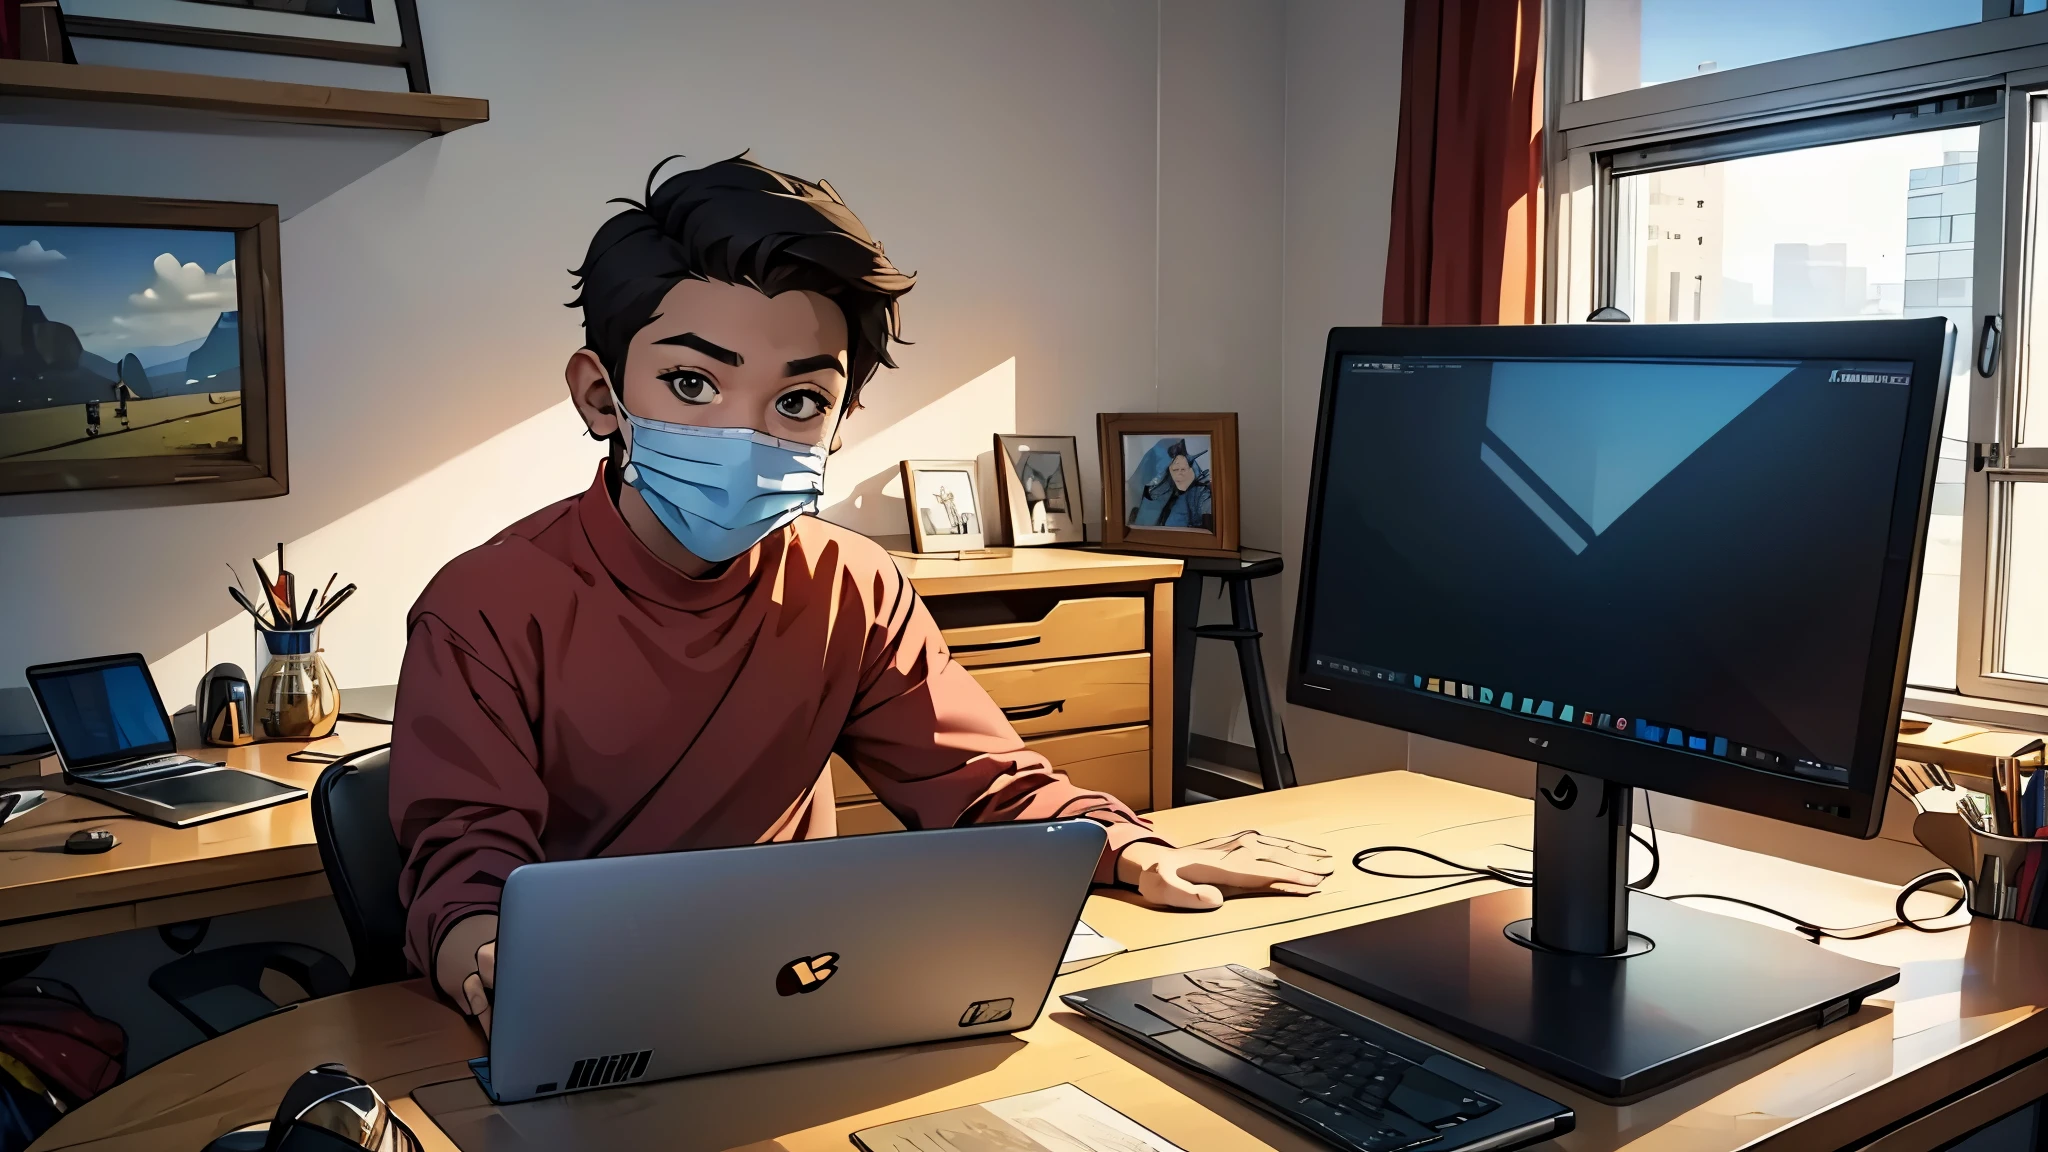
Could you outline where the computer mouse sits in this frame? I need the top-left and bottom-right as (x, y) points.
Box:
(64, 829), (117, 854)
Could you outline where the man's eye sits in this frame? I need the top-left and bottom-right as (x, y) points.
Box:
(775, 389), (831, 420)
(659, 369), (719, 405)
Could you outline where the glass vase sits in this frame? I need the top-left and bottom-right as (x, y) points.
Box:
(255, 628), (340, 741)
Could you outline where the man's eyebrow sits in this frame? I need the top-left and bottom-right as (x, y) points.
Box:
(651, 332), (743, 366)
(785, 354), (845, 378)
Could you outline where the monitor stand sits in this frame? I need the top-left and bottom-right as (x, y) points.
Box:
(1270, 766), (1901, 1101)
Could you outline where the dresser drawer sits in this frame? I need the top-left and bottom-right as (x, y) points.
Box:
(970, 652), (1150, 737)
(832, 725), (1152, 825)
(834, 800), (904, 836)
(931, 594), (1145, 667)
(1027, 724), (1151, 810)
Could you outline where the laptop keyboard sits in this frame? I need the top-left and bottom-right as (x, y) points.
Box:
(1149, 970), (1497, 1148)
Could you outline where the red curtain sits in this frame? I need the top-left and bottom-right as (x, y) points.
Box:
(1382, 0), (1544, 326)
(1, 0), (20, 60)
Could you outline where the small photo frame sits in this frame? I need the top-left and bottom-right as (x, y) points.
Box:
(899, 459), (986, 553)
(1097, 412), (1239, 558)
(994, 433), (1084, 546)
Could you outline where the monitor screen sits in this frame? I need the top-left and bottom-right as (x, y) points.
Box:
(1291, 321), (1951, 837)
(29, 655), (175, 769)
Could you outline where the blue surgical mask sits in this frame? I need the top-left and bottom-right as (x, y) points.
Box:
(611, 390), (832, 563)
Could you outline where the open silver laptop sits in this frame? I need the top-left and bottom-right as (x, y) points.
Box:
(473, 818), (1108, 1104)
(25, 653), (304, 827)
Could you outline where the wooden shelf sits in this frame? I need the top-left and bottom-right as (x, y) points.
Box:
(0, 58), (487, 134)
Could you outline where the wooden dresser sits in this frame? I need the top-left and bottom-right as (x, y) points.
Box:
(829, 544), (1182, 833)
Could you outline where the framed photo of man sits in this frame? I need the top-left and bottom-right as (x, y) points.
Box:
(1097, 412), (1238, 558)
(899, 459), (987, 553)
(994, 433), (1084, 546)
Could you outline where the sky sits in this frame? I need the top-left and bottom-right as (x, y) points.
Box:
(0, 225), (237, 361)
(1626, 0), (1981, 90)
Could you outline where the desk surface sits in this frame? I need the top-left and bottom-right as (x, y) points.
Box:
(0, 721), (387, 954)
(0, 547), (1181, 957)
(30, 770), (2048, 1152)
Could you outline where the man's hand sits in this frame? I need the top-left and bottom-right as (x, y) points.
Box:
(435, 914), (499, 1036)
(1117, 831), (1333, 910)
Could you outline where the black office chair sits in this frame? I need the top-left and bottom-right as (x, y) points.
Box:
(310, 744), (409, 987)
(147, 744), (407, 1038)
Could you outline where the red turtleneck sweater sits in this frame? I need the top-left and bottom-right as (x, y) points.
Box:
(389, 464), (1162, 975)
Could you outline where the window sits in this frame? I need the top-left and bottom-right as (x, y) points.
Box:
(1549, 6), (2048, 706)
(1611, 128), (1982, 688)
(1581, 0), (1984, 100)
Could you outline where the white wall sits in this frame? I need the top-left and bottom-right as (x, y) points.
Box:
(1279, 0), (1413, 780)
(0, 0), (1230, 698)
(0, 0), (1417, 782)
(1157, 0), (1288, 746)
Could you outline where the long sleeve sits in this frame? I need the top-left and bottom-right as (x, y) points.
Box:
(835, 570), (1167, 885)
(389, 611), (550, 977)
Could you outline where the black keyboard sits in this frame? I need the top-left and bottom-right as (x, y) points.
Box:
(1064, 965), (1571, 1152)
(1161, 972), (1497, 1134)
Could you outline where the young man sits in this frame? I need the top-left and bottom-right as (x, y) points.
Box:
(390, 155), (1331, 1032)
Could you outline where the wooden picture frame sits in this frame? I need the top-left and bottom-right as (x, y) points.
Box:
(994, 432), (1084, 546)
(57, 0), (432, 92)
(0, 190), (287, 511)
(899, 459), (987, 553)
(1097, 412), (1239, 558)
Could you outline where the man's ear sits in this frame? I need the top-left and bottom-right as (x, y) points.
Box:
(565, 348), (617, 440)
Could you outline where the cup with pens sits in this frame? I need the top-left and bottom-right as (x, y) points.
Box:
(228, 545), (356, 741)
(1904, 744), (2048, 925)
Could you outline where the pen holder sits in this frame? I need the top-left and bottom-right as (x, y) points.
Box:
(1913, 806), (2048, 925)
(254, 628), (339, 741)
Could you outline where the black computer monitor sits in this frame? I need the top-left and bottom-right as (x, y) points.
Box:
(1275, 318), (1954, 1099)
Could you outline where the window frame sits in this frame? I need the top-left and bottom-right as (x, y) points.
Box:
(1543, 1), (2048, 708)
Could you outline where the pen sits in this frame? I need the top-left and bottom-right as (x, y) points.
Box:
(1995, 757), (2023, 837)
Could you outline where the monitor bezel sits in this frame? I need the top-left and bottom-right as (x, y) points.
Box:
(1286, 319), (1954, 840)
(25, 652), (179, 772)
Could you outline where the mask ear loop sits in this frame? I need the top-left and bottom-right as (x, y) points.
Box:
(600, 373), (635, 460)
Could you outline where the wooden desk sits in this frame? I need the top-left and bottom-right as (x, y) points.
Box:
(0, 547), (1181, 956)
(32, 771), (2048, 1152)
(0, 721), (387, 955)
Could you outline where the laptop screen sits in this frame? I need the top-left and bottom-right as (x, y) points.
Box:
(27, 654), (176, 770)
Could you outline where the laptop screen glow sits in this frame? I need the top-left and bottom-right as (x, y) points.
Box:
(35, 661), (174, 767)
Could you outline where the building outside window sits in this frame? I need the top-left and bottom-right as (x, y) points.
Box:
(1547, 4), (2048, 708)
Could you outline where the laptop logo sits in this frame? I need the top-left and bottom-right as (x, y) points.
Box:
(776, 953), (838, 996)
(959, 998), (1015, 1027)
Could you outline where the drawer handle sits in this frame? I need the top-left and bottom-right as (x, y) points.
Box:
(953, 636), (1042, 654)
(1001, 700), (1066, 722)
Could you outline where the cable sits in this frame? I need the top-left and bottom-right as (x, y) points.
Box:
(1349, 793), (1969, 943)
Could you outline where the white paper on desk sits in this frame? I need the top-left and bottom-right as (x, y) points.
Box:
(1059, 919), (1124, 975)
(852, 1082), (1186, 1152)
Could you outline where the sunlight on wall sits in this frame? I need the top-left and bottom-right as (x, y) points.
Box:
(819, 356), (1018, 539)
(150, 401), (598, 695)
(148, 362), (1022, 696)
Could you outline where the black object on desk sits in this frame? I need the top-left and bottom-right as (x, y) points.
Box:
(1173, 548), (1296, 804)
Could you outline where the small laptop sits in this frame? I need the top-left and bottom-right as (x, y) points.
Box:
(25, 653), (304, 827)
(472, 818), (1108, 1104)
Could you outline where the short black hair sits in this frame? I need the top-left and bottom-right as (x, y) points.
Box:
(568, 153), (914, 410)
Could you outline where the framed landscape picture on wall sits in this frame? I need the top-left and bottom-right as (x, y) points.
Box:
(56, 0), (432, 90)
(1097, 411), (1239, 557)
(0, 190), (287, 511)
